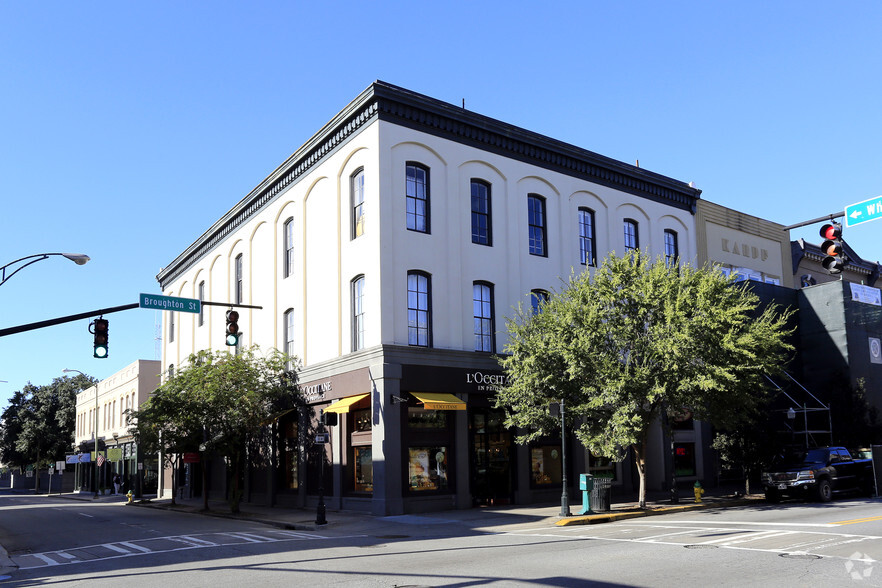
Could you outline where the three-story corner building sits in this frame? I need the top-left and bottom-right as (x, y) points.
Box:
(157, 81), (702, 515)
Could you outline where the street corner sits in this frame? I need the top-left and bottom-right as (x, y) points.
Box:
(0, 545), (17, 580)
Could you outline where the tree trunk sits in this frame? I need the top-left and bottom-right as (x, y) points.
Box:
(633, 442), (647, 509)
(170, 456), (177, 506)
(201, 453), (209, 511)
(229, 453), (241, 514)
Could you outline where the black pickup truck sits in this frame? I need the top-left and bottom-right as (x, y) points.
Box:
(761, 447), (874, 502)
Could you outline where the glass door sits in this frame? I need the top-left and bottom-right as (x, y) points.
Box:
(469, 408), (513, 506)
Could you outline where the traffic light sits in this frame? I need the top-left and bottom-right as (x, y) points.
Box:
(819, 222), (846, 274)
(225, 309), (240, 346)
(91, 318), (109, 358)
(321, 409), (338, 427)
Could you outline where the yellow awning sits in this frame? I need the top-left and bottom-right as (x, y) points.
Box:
(325, 393), (370, 414)
(410, 392), (466, 411)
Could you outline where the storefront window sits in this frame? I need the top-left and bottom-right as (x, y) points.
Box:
(531, 445), (562, 486)
(408, 407), (448, 429)
(588, 452), (617, 481)
(353, 408), (371, 432)
(282, 420), (298, 490)
(354, 446), (372, 492)
(674, 442), (696, 476)
(408, 447), (449, 491)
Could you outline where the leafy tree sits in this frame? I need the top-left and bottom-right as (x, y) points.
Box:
(497, 251), (794, 507)
(130, 346), (299, 513)
(0, 373), (94, 492)
(0, 389), (30, 469)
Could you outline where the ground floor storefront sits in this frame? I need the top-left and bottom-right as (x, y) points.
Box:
(183, 346), (713, 515)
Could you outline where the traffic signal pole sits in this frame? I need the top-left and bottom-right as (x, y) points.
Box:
(781, 211), (844, 231)
(0, 303), (139, 338)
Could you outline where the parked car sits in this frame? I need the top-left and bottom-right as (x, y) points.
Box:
(761, 446), (873, 502)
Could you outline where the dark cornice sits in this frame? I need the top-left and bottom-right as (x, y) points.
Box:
(158, 81), (702, 289)
(794, 238), (882, 281)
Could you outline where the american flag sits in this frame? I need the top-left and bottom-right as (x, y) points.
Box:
(96, 454), (105, 467)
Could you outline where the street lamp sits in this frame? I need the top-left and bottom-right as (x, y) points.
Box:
(550, 400), (571, 517)
(1, 253), (90, 287)
(64, 368), (98, 498)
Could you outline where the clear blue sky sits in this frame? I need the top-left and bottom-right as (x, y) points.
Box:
(2, 1), (880, 409)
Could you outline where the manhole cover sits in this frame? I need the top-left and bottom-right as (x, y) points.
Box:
(684, 544), (719, 549)
(780, 553), (822, 560)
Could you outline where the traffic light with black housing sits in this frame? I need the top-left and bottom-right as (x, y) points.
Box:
(321, 409), (338, 427)
(225, 309), (240, 346)
(819, 222), (846, 274)
(91, 318), (109, 358)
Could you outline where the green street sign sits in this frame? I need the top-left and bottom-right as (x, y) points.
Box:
(844, 195), (882, 228)
(139, 293), (201, 314)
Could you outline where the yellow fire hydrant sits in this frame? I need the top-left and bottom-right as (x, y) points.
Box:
(126, 491), (133, 504)
(693, 481), (705, 503)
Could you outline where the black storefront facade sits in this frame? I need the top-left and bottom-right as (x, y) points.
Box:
(236, 345), (610, 516)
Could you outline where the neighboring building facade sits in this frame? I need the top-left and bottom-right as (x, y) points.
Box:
(696, 199), (791, 287)
(792, 238), (881, 289)
(73, 360), (161, 496)
(157, 81), (702, 514)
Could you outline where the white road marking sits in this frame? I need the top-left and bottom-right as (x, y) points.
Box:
(13, 531), (364, 570)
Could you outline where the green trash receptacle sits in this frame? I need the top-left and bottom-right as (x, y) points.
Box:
(590, 476), (612, 512)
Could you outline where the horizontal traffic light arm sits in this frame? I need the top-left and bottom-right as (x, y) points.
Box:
(0, 303), (139, 338)
(781, 211), (844, 231)
(200, 301), (263, 309)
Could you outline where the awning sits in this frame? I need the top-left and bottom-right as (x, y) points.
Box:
(410, 392), (467, 411)
(260, 407), (297, 426)
(324, 393), (370, 414)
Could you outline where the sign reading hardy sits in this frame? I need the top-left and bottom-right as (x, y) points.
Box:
(139, 293), (201, 314)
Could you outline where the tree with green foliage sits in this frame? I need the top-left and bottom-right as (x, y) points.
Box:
(130, 346), (299, 513)
(497, 251), (794, 507)
(0, 373), (95, 492)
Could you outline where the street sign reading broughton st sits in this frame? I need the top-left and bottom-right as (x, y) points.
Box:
(139, 293), (201, 314)
(844, 195), (882, 228)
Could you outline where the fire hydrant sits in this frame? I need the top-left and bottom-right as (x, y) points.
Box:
(126, 491), (133, 504)
(693, 481), (705, 503)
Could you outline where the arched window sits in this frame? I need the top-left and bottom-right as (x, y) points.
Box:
(530, 289), (550, 315)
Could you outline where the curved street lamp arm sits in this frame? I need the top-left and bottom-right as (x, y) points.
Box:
(0, 253), (90, 287)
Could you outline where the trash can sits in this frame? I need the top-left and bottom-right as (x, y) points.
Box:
(590, 476), (613, 512)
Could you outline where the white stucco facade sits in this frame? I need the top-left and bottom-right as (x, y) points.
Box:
(157, 82), (702, 513)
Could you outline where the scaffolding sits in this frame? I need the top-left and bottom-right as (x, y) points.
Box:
(765, 370), (833, 449)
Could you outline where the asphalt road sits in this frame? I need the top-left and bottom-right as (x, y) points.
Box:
(2, 491), (882, 587)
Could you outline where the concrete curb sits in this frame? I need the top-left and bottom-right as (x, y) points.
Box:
(0, 544), (17, 579)
(555, 497), (761, 526)
(128, 500), (324, 532)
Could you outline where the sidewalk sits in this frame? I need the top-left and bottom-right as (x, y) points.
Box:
(50, 485), (764, 534)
